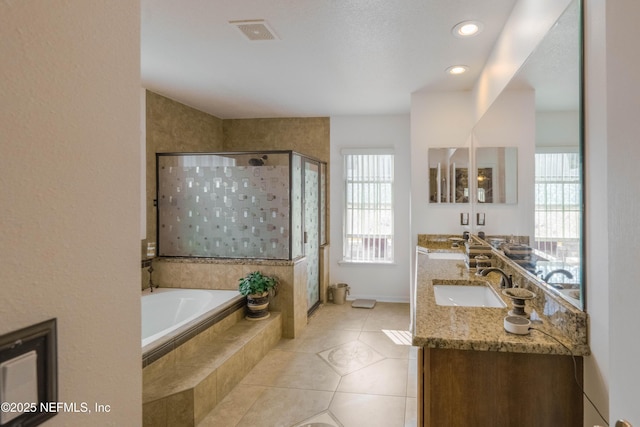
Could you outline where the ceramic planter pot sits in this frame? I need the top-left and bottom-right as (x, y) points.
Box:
(246, 291), (270, 320)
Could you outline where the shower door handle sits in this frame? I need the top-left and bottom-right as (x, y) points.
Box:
(303, 231), (308, 244)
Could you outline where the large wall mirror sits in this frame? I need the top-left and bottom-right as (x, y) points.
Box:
(473, 0), (584, 309)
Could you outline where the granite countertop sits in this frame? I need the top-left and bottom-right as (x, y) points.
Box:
(412, 243), (590, 356)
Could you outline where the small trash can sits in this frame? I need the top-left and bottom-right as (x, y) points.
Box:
(329, 283), (350, 305)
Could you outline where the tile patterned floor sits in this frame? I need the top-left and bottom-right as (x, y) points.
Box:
(197, 302), (417, 427)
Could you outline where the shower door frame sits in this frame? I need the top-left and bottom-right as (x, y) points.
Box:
(301, 156), (322, 315)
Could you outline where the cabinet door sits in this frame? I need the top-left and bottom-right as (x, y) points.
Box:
(422, 348), (583, 426)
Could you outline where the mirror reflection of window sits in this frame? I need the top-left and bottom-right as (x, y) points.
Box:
(477, 188), (485, 203)
(534, 151), (581, 263)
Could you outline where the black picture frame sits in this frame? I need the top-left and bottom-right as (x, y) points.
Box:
(0, 318), (57, 427)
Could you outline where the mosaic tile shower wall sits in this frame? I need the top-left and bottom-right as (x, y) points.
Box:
(157, 153), (291, 259)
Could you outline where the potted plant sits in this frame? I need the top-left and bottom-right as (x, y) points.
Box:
(238, 271), (278, 320)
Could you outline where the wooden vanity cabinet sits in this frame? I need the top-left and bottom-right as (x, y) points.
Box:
(418, 347), (583, 427)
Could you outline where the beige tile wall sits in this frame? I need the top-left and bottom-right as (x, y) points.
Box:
(144, 93), (331, 255)
(145, 91), (224, 249)
(222, 117), (329, 162)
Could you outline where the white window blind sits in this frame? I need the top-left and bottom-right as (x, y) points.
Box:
(534, 151), (581, 262)
(343, 151), (394, 263)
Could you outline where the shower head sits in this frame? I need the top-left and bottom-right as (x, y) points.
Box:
(248, 155), (268, 166)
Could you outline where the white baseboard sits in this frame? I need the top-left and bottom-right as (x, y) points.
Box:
(346, 294), (410, 304)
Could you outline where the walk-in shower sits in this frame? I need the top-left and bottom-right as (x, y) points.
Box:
(156, 150), (327, 312)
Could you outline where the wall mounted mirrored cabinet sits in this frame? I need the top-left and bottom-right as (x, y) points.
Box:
(428, 148), (470, 203)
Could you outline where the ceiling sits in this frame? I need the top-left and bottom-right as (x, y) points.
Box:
(141, 0), (522, 119)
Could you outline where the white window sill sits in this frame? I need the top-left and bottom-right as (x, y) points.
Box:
(338, 260), (397, 266)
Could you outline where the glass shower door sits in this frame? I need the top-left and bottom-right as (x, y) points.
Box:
(303, 159), (320, 314)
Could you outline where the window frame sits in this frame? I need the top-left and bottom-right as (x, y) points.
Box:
(534, 148), (581, 261)
(340, 148), (395, 264)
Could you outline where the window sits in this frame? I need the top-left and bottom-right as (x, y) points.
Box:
(534, 151), (581, 262)
(342, 150), (394, 263)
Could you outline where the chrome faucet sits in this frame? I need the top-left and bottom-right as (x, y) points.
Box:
(543, 269), (573, 283)
(479, 267), (513, 289)
(148, 264), (158, 292)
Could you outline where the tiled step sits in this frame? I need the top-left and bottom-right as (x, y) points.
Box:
(143, 312), (282, 427)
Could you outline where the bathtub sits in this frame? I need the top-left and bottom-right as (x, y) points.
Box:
(141, 288), (244, 365)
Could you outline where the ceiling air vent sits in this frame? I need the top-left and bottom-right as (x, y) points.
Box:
(229, 19), (278, 41)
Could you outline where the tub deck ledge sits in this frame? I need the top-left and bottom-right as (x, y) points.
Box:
(142, 311), (282, 426)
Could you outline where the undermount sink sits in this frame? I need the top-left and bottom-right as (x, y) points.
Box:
(433, 284), (507, 308)
(427, 252), (466, 260)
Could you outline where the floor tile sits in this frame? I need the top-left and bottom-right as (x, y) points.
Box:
(241, 350), (341, 391)
(305, 306), (370, 332)
(337, 358), (409, 396)
(362, 305), (411, 332)
(358, 330), (411, 359)
(196, 302), (418, 427)
(318, 340), (384, 376)
(277, 329), (361, 354)
(293, 410), (343, 427)
(329, 392), (406, 427)
(235, 387), (333, 427)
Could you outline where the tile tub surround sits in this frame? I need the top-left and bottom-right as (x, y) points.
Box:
(142, 293), (246, 368)
(413, 236), (589, 356)
(151, 257), (308, 338)
(143, 311), (282, 427)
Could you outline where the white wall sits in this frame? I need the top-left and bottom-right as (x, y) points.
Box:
(410, 91), (475, 237)
(472, 0), (573, 120)
(537, 111), (580, 148)
(606, 0), (640, 415)
(330, 115), (412, 302)
(583, 1), (610, 424)
(0, 2), (142, 426)
(410, 89), (535, 239)
(588, 0), (640, 424)
(472, 90), (536, 238)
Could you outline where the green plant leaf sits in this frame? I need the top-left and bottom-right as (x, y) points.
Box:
(238, 271), (278, 296)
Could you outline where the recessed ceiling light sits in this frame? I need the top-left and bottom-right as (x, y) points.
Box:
(446, 65), (469, 75)
(452, 21), (483, 38)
